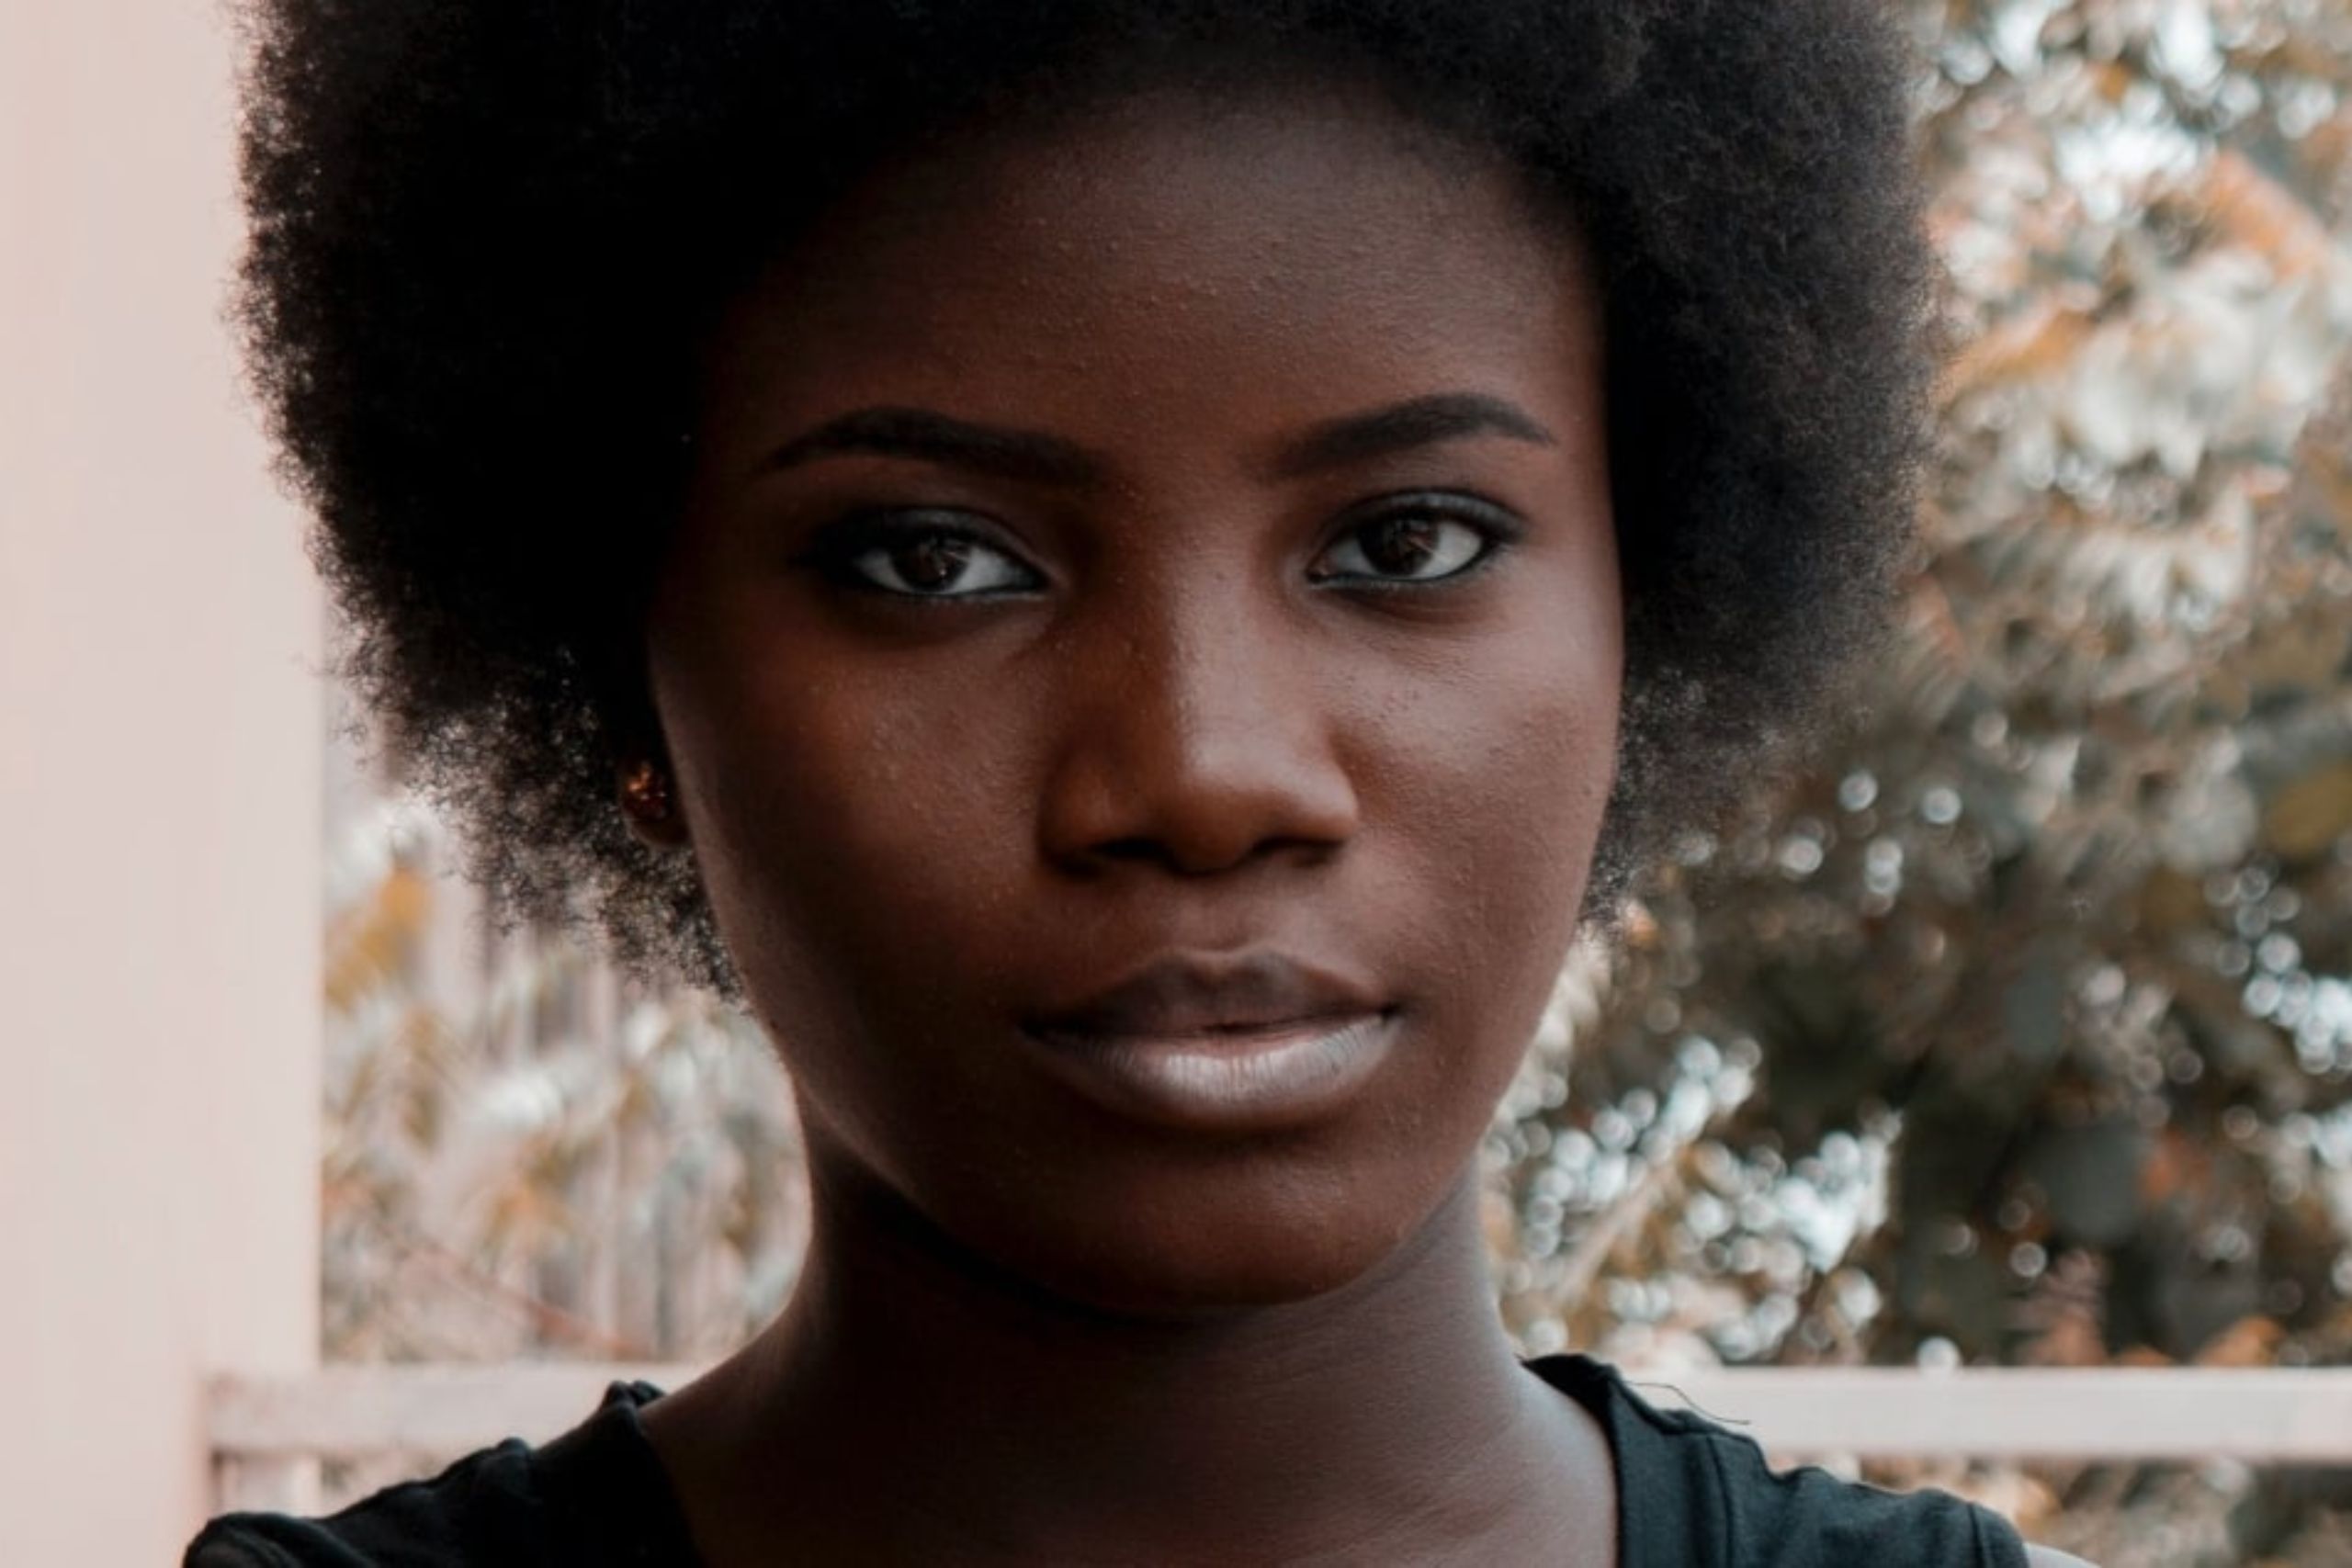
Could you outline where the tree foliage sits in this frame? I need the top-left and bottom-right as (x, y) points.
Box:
(1485, 4), (2352, 1560)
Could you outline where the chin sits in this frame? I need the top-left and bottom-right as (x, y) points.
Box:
(936, 1155), (1457, 1322)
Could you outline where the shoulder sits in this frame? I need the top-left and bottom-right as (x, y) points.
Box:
(1581, 1359), (2039, 1568)
(183, 1381), (681, 1568)
(1687, 1427), (2030, 1568)
(1642, 1395), (2102, 1568)
(186, 1436), (543, 1568)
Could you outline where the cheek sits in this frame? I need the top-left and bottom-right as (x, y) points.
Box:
(1363, 592), (1621, 1167)
(658, 633), (1034, 1046)
(1394, 590), (1623, 983)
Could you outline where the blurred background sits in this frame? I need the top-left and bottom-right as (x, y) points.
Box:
(6, 1), (2351, 1563)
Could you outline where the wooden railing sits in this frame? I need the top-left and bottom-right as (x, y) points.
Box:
(208, 1362), (2352, 1513)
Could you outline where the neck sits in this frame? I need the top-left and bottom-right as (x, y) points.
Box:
(650, 1136), (1606, 1564)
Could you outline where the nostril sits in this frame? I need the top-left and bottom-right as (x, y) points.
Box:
(1035, 679), (1363, 877)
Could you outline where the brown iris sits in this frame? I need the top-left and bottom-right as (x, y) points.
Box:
(1361, 516), (1442, 577)
(897, 534), (974, 592)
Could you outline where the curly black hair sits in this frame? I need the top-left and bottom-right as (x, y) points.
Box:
(237, 0), (1937, 997)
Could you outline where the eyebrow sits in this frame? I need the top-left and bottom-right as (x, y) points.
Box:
(752, 392), (1558, 487)
(1268, 392), (1559, 479)
(755, 407), (1106, 487)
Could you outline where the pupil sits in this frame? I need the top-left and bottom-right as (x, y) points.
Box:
(900, 536), (969, 590)
(1370, 518), (1438, 575)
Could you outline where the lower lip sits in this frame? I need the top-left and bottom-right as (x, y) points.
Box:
(1019, 1010), (1399, 1134)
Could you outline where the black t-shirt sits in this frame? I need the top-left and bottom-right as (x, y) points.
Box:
(187, 1353), (2031, 1566)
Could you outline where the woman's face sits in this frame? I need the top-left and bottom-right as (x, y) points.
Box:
(646, 83), (1622, 1314)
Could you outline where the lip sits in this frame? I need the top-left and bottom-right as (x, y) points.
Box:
(1022, 949), (1390, 1040)
(1018, 950), (1398, 1132)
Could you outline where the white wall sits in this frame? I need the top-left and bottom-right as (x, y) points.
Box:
(0, 1), (322, 1558)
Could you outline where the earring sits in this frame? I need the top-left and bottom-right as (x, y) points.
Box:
(620, 759), (673, 825)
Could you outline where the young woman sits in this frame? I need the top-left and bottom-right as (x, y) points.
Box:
(191, 1), (2086, 1562)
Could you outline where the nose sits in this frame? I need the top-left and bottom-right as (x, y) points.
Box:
(1036, 578), (1362, 878)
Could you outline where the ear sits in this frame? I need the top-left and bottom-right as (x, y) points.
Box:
(616, 758), (692, 852)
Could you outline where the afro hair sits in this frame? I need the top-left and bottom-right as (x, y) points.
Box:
(236, 0), (1939, 995)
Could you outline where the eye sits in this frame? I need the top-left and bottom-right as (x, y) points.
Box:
(1309, 495), (1520, 588)
(808, 511), (1042, 600)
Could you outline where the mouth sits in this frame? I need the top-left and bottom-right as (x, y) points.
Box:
(1018, 1010), (1400, 1134)
(1022, 948), (1391, 1040)
(1019, 951), (1400, 1133)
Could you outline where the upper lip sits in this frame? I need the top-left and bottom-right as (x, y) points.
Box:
(1023, 950), (1390, 1040)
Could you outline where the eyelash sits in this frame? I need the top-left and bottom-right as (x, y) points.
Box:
(803, 495), (1524, 604)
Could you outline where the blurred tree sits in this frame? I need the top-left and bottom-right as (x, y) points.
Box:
(1487, 4), (2352, 1561)
(321, 784), (806, 1366)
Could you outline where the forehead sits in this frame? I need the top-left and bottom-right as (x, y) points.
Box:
(694, 81), (1603, 472)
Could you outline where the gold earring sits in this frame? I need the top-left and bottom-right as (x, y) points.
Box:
(620, 759), (673, 824)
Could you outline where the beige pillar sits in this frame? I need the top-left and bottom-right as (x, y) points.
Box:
(0, 1), (322, 1558)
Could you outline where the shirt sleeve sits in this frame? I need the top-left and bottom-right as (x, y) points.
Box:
(1970, 1501), (2033, 1568)
(1695, 1427), (2033, 1567)
(185, 1514), (379, 1567)
(181, 1438), (545, 1568)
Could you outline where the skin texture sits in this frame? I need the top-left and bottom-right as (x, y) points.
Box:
(635, 85), (1625, 1564)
